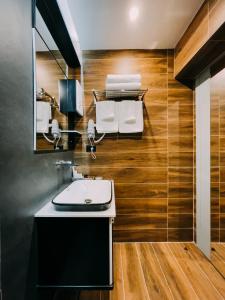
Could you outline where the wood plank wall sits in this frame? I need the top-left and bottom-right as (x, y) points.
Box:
(175, 0), (225, 77)
(74, 50), (194, 242)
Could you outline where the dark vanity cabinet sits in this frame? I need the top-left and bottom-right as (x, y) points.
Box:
(35, 217), (113, 290)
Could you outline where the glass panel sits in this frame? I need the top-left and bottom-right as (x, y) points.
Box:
(210, 68), (225, 277)
(34, 8), (69, 152)
(196, 72), (211, 259)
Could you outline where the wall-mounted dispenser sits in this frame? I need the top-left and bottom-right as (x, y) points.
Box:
(59, 79), (83, 116)
(87, 119), (95, 140)
(86, 119), (106, 159)
(41, 119), (82, 150)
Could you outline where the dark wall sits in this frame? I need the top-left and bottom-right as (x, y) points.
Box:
(0, 1), (72, 299)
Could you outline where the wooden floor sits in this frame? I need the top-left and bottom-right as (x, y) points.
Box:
(53, 243), (225, 300)
(211, 243), (225, 279)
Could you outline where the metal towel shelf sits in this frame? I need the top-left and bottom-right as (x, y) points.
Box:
(92, 89), (148, 104)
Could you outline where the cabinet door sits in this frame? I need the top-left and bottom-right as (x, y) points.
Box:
(36, 217), (112, 288)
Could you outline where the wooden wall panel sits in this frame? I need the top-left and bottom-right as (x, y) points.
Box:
(74, 49), (194, 242)
(175, 1), (209, 76)
(209, 0), (225, 37)
(175, 0), (225, 84)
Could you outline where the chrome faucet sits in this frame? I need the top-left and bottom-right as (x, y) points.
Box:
(55, 160), (81, 180)
(55, 160), (76, 166)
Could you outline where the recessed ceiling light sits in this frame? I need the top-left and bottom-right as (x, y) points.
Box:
(129, 6), (139, 22)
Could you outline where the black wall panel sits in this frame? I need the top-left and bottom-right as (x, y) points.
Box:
(0, 1), (72, 299)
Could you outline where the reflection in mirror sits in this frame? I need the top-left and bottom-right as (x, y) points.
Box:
(33, 5), (83, 152)
(35, 8), (68, 75)
(34, 28), (69, 151)
(34, 7), (84, 152)
(210, 68), (225, 277)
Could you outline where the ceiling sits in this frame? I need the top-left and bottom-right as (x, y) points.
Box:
(67, 0), (204, 50)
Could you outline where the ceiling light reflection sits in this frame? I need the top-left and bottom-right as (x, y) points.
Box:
(129, 6), (139, 22)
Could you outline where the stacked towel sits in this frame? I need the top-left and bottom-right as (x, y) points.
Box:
(36, 101), (52, 133)
(105, 82), (141, 91)
(95, 100), (143, 134)
(106, 74), (141, 83)
(105, 73), (141, 90)
(96, 101), (118, 133)
(96, 73), (143, 133)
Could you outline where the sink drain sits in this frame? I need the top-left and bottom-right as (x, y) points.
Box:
(84, 199), (92, 204)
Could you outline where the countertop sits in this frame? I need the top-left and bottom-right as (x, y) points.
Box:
(35, 180), (116, 218)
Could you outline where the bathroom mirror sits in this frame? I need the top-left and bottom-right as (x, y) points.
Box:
(33, 7), (69, 152)
(210, 68), (225, 277)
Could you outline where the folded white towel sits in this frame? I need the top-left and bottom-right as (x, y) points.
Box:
(105, 82), (141, 91)
(106, 74), (141, 84)
(123, 100), (136, 124)
(36, 101), (51, 133)
(96, 101), (118, 133)
(102, 115), (114, 122)
(118, 100), (143, 133)
(125, 116), (136, 124)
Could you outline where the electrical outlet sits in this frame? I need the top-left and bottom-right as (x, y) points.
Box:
(86, 145), (96, 152)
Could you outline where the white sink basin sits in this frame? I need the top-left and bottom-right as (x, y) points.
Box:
(52, 180), (112, 211)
